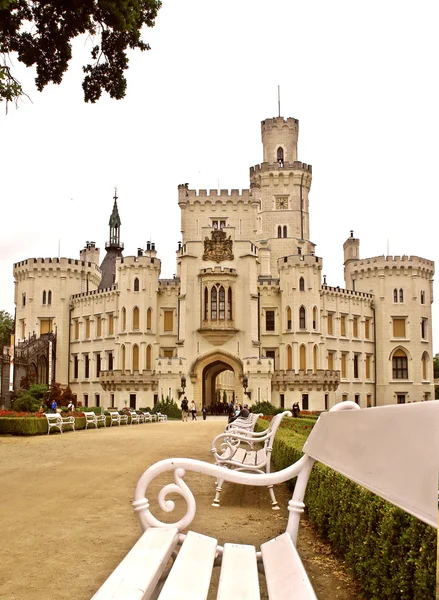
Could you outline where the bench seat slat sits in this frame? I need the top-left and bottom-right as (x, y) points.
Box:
(91, 527), (179, 600)
(261, 533), (317, 600)
(232, 448), (247, 464)
(158, 531), (217, 600)
(217, 543), (260, 599)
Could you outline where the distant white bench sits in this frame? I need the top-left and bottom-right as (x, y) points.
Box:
(91, 401), (439, 600)
(156, 412), (167, 422)
(45, 413), (75, 435)
(84, 411), (106, 430)
(108, 410), (129, 426)
(225, 411), (263, 433)
(128, 410), (141, 425)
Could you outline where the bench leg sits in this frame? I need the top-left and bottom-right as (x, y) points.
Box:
(212, 478), (224, 507)
(268, 484), (280, 510)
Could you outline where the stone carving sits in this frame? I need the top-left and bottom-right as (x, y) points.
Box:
(203, 229), (234, 262)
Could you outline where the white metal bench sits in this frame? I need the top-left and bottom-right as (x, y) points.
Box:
(84, 411), (106, 429)
(141, 412), (153, 423)
(225, 411), (263, 433)
(128, 410), (141, 425)
(91, 401), (439, 600)
(44, 413), (75, 435)
(108, 410), (129, 426)
(156, 412), (167, 422)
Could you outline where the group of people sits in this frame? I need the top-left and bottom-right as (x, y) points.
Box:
(180, 397), (253, 424)
(180, 397), (199, 422)
(227, 402), (250, 423)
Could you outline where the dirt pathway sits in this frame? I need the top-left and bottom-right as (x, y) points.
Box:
(0, 418), (363, 599)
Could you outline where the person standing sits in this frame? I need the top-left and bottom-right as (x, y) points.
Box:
(67, 400), (75, 415)
(181, 396), (189, 422)
(202, 405), (207, 420)
(51, 399), (57, 413)
(190, 400), (197, 421)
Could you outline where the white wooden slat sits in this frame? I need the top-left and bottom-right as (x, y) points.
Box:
(158, 531), (217, 600)
(303, 401), (439, 528)
(92, 527), (179, 600)
(233, 448), (247, 463)
(243, 451), (257, 466)
(217, 543), (260, 600)
(261, 533), (317, 600)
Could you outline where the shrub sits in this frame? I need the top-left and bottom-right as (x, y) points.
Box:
(13, 384), (48, 412)
(253, 401), (284, 415)
(153, 396), (182, 419)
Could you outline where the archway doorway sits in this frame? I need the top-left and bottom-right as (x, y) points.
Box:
(190, 351), (243, 411)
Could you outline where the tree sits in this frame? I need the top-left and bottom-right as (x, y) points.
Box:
(433, 354), (439, 379)
(0, 309), (14, 347)
(0, 0), (161, 106)
(13, 383), (47, 412)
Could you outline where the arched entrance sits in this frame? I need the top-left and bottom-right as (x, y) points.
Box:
(190, 351), (243, 411)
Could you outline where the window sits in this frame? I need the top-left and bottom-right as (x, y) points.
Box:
(299, 277), (305, 291)
(302, 394), (309, 410)
(146, 345), (152, 370)
(163, 349), (174, 359)
(204, 287), (209, 320)
(108, 352), (113, 371)
(342, 394), (348, 402)
(84, 354), (89, 379)
(354, 394), (360, 405)
(228, 288), (232, 319)
(48, 290), (52, 305)
(392, 318), (406, 338)
(146, 308), (152, 330)
(121, 307), (126, 331)
(365, 355), (371, 379)
(134, 277), (139, 291)
(95, 394), (100, 407)
(133, 345), (139, 371)
(421, 318), (427, 339)
(83, 394), (88, 408)
(277, 147), (284, 166)
(20, 319), (25, 339)
(365, 318), (370, 339)
(283, 225), (287, 238)
(266, 310), (275, 332)
(313, 345), (317, 373)
(22, 293), (26, 307)
(340, 315), (346, 336)
(324, 394), (329, 410)
(211, 288), (217, 320)
(280, 394), (285, 409)
(399, 288), (404, 302)
(287, 345), (292, 370)
(421, 352), (428, 379)
(353, 354), (359, 379)
(212, 220), (226, 230)
(367, 394), (372, 408)
(299, 306), (306, 329)
(353, 317), (358, 338)
(42, 290), (46, 305)
(108, 314), (114, 335)
(164, 310), (173, 332)
(265, 350), (276, 370)
(85, 318), (90, 338)
(96, 316), (102, 337)
(327, 352), (334, 370)
(420, 291), (425, 304)
(40, 318), (53, 334)
(392, 350), (408, 379)
(96, 354), (101, 377)
(299, 345), (306, 370)
(121, 345), (126, 371)
(327, 313), (333, 335)
(341, 354), (347, 378)
(393, 289), (398, 303)
(130, 394), (136, 409)
(74, 320), (79, 340)
(133, 307), (140, 330)
(219, 286), (225, 320)
(287, 306), (292, 330)
(397, 394), (406, 404)
(74, 355), (78, 379)
(312, 307), (317, 330)
(277, 226), (282, 238)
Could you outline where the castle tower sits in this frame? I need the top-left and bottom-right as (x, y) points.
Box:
(80, 241), (100, 267)
(261, 117), (299, 164)
(99, 191), (124, 290)
(343, 231), (360, 290)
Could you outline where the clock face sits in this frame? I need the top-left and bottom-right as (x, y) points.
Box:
(276, 198), (288, 210)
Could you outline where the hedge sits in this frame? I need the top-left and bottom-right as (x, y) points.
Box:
(255, 419), (436, 600)
(0, 416), (102, 435)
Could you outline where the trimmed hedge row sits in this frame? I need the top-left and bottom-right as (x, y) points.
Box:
(255, 419), (436, 600)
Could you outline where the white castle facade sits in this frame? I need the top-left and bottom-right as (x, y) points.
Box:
(12, 116), (435, 411)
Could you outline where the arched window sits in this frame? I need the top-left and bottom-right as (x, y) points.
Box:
(283, 225), (287, 238)
(211, 287), (217, 320)
(38, 356), (48, 384)
(300, 345), (306, 371)
(392, 349), (408, 379)
(393, 289), (398, 302)
(133, 307), (139, 330)
(277, 147), (284, 167)
(287, 345), (292, 370)
(132, 345), (139, 371)
(134, 277), (139, 292)
(421, 352), (428, 380)
(121, 307), (126, 331)
(420, 290), (425, 304)
(227, 287), (232, 319)
(42, 290), (46, 305)
(313, 345), (317, 373)
(121, 345), (126, 372)
(146, 308), (152, 330)
(299, 277), (305, 291)
(204, 287), (209, 320)
(277, 226), (282, 238)
(48, 290), (52, 305)
(312, 306), (318, 330)
(219, 286), (225, 320)
(299, 306), (306, 329)
(146, 345), (152, 370)
(287, 306), (292, 329)
(399, 288), (404, 302)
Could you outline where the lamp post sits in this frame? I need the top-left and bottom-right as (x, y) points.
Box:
(243, 374), (251, 400)
(179, 374), (186, 398)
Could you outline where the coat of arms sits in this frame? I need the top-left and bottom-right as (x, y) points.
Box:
(203, 229), (234, 262)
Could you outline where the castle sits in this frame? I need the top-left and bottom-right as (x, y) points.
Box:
(11, 116), (435, 411)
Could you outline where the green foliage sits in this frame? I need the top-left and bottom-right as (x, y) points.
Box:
(153, 396), (181, 419)
(0, 416), (47, 435)
(0, 309), (14, 346)
(254, 420), (437, 599)
(253, 401), (284, 415)
(13, 383), (48, 412)
(81, 406), (103, 415)
(0, 0), (161, 105)
(222, 390), (227, 403)
(433, 354), (439, 378)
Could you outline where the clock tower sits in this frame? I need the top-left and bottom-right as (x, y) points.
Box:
(250, 117), (315, 277)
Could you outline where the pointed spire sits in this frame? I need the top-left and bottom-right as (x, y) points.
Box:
(109, 187), (121, 228)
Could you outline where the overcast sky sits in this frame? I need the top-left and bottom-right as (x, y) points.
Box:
(1, 0), (438, 352)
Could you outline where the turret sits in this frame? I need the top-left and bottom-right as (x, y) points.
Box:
(80, 241), (100, 266)
(261, 117), (299, 165)
(99, 191), (124, 290)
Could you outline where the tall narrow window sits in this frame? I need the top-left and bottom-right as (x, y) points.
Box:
(133, 345), (139, 371)
(287, 306), (292, 330)
(341, 354), (347, 378)
(146, 308), (152, 330)
(74, 320), (79, 340)
(22, 293), (26, 307)
(353, 317), (358, 338)
(421, 318), (427, 339)
(96, 354), (101, 377)
(353, 354), (359, 379)
(134, 277), (139, 291)
(277, 147), (284, 165)
(121, 345), (126, 372)
(313, 345), (317, 373)
(327, 313), (333, 335)
(399, 288), (404, 302)
(365, 318), (370, 339)
(211, 287), (217, 320)
(204, 287), (209, 320)
(299, 306), (306, 329)
(48, 290), (52, 305)
(283, 225), (287, 238)
(227, 288), (232, 319)
(266, 310), (275, 332)
(74, 355), (79, 379)
(85, 318), (90, 338)
(146, 345), (152, 370)
(312, 307), (317, 330)
(365, 355), (371, 379)
(84, 354), (90, 379)
(121, 307), (126, 331)
(299, 277), (305, 291)
(420, 291), (425, 304)
(108, 314), (114, 335)
(277, 226), (282, 238)
(421, 352), (428, 379)
(133, 307), (139, 330)
(392, 349), (408, 379)
(299, 345), (306, 371)
(219, 286), (225, 320)
(42, 290), (46, 305)
(287, 345), (292, 370)
(393, 289), (398, 302)
(164, 310), (173, 332)
(328, 352), (334, 370)
(96, 316), (102, 337)
(340, 315), (346, 336)
(108, 352), (113, 371)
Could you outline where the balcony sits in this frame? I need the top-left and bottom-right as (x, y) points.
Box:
(99, 369), (158, 391)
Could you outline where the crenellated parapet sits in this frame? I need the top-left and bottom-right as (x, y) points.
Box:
(250, 161), (312, 175)
(14, 256), (101, 272)
(70, 284), (118, 304)
(278, 255), (322, 270)
(347, 254), (434, 277)
(261, 116), (299, 131)
(199, 267), (238, 277)
(178, 187), (254, 207)
(14, 257), (102, 289)
(321, 284), (374, 301)
(117, 255), (161, 269)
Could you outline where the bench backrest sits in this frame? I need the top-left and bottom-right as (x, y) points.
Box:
(303, 401), (439, 528)
(45, 414), (61, 423)
(84, 412), (96, 421)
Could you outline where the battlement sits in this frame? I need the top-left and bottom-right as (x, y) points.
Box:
(278, 254), (322, 269)
(199, 267), (237, 276)
(261, 117), (299, 131)
(178, 187), (253, 204)
(321, 284), (374, 299)
(159, 278), (180, 287)
(13, 257), (101, 272)
(117, 255), (160, 268)
(348, 255), (435, 273)
(250, 161), (312, 175)
(70, 284), (118, 301)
